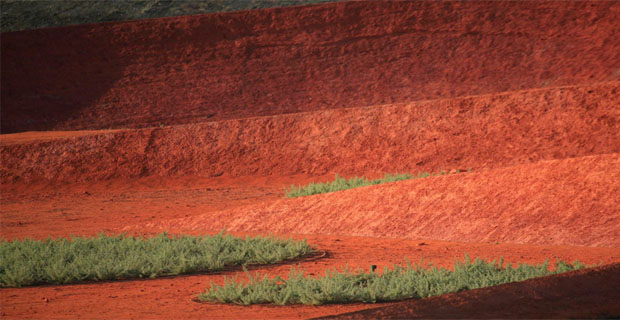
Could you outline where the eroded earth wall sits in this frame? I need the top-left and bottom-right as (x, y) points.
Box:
(2, 1), (619, 132)
(2, 82), (619, 184)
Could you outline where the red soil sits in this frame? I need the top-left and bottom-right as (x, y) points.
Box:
(2, 160), (619, 318)
(133, 153), (620, 247)
(2, 1), (619, 133)
(0, 174), (331, 240)
(2, 82), (619, 184)
(2, 1), (620, 319)
(0, 130), (123, 146)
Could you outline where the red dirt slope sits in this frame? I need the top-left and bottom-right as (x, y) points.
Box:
(320, 263), (620, 319)
(139, 153), (620, 247)
(2, 82), (619, 184)
(2, 1), (619, 132)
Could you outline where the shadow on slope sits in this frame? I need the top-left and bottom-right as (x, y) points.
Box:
(318, 263), (620, 319)
(2, 1), (619, 132)
(1, 25), (134, 133)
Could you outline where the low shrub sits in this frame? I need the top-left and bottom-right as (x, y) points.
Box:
(198, 255), (586, 305)
(0, 232), (314, 287)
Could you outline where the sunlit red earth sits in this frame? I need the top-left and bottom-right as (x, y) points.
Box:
(1, 1), (619, 318)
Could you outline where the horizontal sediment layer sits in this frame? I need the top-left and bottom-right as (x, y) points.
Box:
(2, 82), (619, 184)
(2, 1), (619, 132)
(141, 153), (620, 247)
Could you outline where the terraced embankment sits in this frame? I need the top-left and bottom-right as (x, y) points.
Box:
(2, 1), (620, 319)
(2, 81), (619, 184)
(2, 1), (619, 132)
(136, 153), (620, 247)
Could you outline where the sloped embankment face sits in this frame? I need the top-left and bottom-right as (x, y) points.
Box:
(138, 153), (620, 248)
(2, 82), (619, 184)
(2, 1), (619, 132)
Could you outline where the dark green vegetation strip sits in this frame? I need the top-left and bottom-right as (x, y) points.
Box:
(285, 171), (464, 198)
(0, 232), (314, 287)
(1, 0), (345, 32)
(198, 256), (586, 305)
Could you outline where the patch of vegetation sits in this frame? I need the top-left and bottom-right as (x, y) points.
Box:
(1, 0), (345, 32)
(197, 255), (586, 305)
(0, 232), (314, 287)
(285, 171), (455, 198)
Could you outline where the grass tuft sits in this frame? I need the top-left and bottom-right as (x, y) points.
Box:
(0, 232), (314, 287)
(285, 171), (451, 198)
(197, 255), (586, 305)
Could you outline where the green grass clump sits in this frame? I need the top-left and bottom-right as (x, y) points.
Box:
(197, 255), (586, 305)
(285, 171), (449, 198)
(0, 232), (314, 287)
